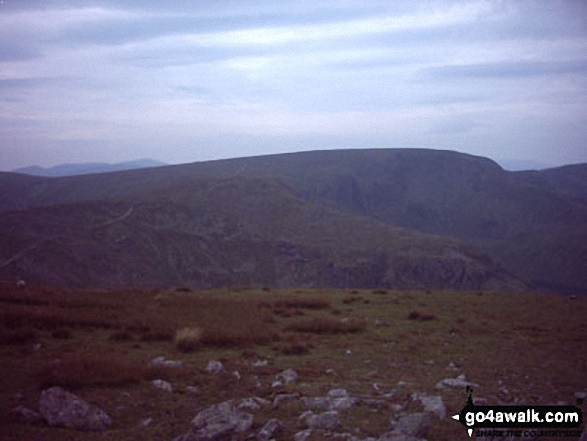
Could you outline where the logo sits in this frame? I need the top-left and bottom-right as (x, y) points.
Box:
(452, 386), (584, 438)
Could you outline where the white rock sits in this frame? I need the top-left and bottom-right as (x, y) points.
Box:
(152, 379), (173, 393)
(204, 360), (224, 374)
(150, 356), (183, 368)
(39, 387), (112, 431)
(276, 368), (298, 385)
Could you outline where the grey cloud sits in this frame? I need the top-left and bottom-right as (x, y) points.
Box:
(423, 60), (587, 80)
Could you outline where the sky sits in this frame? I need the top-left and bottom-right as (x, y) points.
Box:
(1, 0), (586, 171)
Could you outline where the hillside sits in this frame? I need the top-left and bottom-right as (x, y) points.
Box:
(0, 149), (585, 292)
(0, 176), (521, 290)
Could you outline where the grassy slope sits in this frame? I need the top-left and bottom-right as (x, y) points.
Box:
(1, 283), (585, 440)
(0, 177), (521, 290)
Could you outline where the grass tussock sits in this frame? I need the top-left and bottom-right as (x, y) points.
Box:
(51, 328), (72, 339)
(274, 296), (330, 310)
(407, 310), (438, 321)
(141, 331), (174, 342)
(0, 327), (37, 345)
(285, 316), (367, 334)
(175, 327), (201, 352)
(108, 331), (134, 342)
(342, 295), (363, 304)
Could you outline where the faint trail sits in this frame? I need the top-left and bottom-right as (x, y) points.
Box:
(99, 206), (134, 227)
(0, 205), (135, 269)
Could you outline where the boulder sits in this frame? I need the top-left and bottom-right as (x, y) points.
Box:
(305, 410), (340, 430)
(327, 388), (359, 410)
(204, 360), (224, 374)
(150, 356), (183, 368)
(256, 418), (284, 440)
(39, 387), (112, 431)
(276, 368), (298, 385)
(176, 400), (254, 440)
(273, 392), (300, 409)
(153, 379), (173, 393)
(294, 429), (313, 441)
(302, 396), (330, 410)
(388, 412), (431, 439)
(236, 397), (271, 411)
(435, 374), (478, 390)
(411, 393), (446, 419)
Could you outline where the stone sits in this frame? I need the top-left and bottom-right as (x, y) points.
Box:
(252, 359), (269, 367)
(294, 429), (313, 441)
(256, 418), (284, 441)
(305, 410), (340, 430)
(236, 397), (271, 411)
(150, 356), (183, 368)
(378, 432), (425, 441)
(273, 393), (300, 408)
(411, 393), (446, 419)
(276, 368), (298, 385)
(186, 386), (200, 395)
(152, 379), (173, 393)
(389, 412), (431, 439)
(191, 400), (253, 433)
(39, 387), (112, 431)
(327, 388), (359, 410)
(435, 374), (478, 390)
(139, 417), (153, 427)
(302, 396), (330, 410)
(204, 360), (224, 374)
(362, 398), (387, 409)
(374, 319), (390, 327)
(10, 405), (43, 424)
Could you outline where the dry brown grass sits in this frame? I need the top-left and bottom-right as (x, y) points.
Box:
(0, 327), (37, 345)
(284, 316), (367, 334)
(36, 350), (155, 390)
(274, 296), (330, 310)
(407, 310), (437, 321)
(174, 327), (201, 352)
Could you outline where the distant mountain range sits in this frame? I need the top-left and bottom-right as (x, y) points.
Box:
(1, 149), (585, 293)
(12, 159), (166, 177)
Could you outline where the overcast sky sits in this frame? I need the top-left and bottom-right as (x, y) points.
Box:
(1, 0), (586, 171)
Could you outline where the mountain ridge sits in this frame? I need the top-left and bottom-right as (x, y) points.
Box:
(1, 148), (585, 293)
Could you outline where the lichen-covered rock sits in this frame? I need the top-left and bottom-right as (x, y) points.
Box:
(39, 387), (112, 431)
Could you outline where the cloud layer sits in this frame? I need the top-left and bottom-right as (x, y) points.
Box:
(1, 0), (586, 169)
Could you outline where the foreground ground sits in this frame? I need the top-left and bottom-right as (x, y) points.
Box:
(0, 282), (585, 440)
